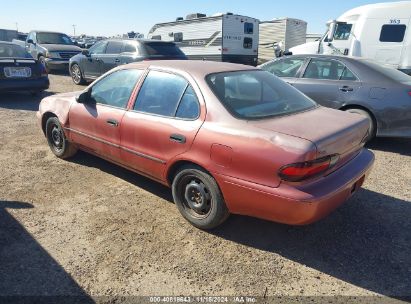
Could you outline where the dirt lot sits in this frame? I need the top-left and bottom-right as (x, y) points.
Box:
(0, 74), (410, 302)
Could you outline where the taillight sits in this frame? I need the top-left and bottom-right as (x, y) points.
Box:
(279, 154), (340, 182)
(408, 91), (411, 97)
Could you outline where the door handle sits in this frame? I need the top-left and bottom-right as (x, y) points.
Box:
(115, 58), (120, 63)
(170, 134), (186, 144)
(339, 86), (353, 92)
(106, 119), (119, 127)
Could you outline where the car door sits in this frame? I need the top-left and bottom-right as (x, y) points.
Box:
(261, 57), (307, 86)
(68, 69), (144, 162)
(82, 41), (107, 79)
(120, 70), (204, 180)
(100, 41), (124, 74)
(293, 58), (361, 109)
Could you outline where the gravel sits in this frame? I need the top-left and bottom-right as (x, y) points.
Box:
(0, 74), (410, 302)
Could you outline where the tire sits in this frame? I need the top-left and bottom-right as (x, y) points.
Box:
(70, 63), (86, 85)
(38, 56), (49, 73)
(172, 165), (229, 230)
(45, 117), (78, 159)
(344, 108), (376, 142)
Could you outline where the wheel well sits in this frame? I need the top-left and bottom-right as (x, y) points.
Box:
(167, 160), (210, 186)
(38, 54), (44, 59)
(41, 112), (57, 135)
(339, 105), (377, 127)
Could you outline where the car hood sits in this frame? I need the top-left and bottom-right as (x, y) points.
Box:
(40, 44), (82, 52)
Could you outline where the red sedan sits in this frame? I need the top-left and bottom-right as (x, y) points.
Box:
(37, 61), (374, 229)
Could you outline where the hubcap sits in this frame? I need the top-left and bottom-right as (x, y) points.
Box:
(50, 125), (63, 150)
(184, 179), (211, 216)
(71, 65), (81, 83)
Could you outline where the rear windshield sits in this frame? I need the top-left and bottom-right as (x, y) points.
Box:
(37, 33), (73, 45)
(206, 70), (317, 120)
(361, 59), (411, 83)
(0, 44), (31, 58)
(143, 42), (186, 57)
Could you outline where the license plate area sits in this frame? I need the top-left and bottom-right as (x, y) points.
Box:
(4, 67), (32, 78)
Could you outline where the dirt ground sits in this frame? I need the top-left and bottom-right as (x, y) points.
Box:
(0, 74), (410, 302)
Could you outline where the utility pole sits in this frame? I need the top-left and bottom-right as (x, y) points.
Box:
(72, 24), (76, 37)
(15, 22), (18, 32)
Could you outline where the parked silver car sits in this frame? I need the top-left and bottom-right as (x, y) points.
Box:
(260, 55), (411, 140)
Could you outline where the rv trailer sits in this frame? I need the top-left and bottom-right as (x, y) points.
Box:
(258, 18), (307, 63)
(148, 13), (259, 66)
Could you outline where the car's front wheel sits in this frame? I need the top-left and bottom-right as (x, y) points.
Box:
(70, 63), (86, 85)
(45, 117), (78, 159)
(172, 165), (229, 230)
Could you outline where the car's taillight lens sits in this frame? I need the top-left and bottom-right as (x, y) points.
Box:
(408, 91), (411, 97)
(279, 154), (340, 182)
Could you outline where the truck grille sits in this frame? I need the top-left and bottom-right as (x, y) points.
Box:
(59, 52), (80, 59)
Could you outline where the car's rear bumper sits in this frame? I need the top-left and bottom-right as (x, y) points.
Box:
(0, 77), (49, 92)
(215, 148), (375, 225)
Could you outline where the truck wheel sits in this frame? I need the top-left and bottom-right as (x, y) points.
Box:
(45, 117), (78, 159)
(345, 108), (376, 142)
(38, 56), (49, 73)
(172, 165), (230, 230)
(70, 64), (86, 85)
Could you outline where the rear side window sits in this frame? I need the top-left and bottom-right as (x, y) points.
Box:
(123, 42), (137, 53)
(206, 71), (316, 119)
(243, 38), (253, 49)
(105, 41), (123, 54)
(90, 69), (143, 108)
(263, 58), (305, 78)
(134, 71), (199, 119)
(143, 42), (185, 56)
(244, 23), (254, 34)
(380, 24), (406, 42)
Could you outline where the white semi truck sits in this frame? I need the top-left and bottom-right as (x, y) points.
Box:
(290, 1), (411, 74)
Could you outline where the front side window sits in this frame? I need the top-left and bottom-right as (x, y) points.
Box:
(380, 24), (406, 42)
(263, 58), (305, 78)
(206, 70), (316, 119)
(243, 38), (253, 49)
(244, 23), (254, 34)
(334, 23), (353, 40)
(90, 69), (143, 108)
(89, 41), (107, 54)
(134, 71), (199, 119)
(303, 59), (342, 80)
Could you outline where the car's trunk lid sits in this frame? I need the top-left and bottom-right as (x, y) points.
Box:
(250, 107), (369, 171)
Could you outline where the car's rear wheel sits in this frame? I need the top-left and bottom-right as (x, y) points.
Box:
(70, 64), (86, 85)
(344, 108), (376, 142)
(172, 165), (229, 230)
(45, 117), (78, 159)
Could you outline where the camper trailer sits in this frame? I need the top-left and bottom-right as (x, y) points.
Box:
(258, 18), (307, 63)
(290, 1), (411, 74)
(148, 13), (259, 66)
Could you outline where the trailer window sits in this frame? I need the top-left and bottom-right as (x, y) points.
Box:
(380, 25), (406, 42)
(334, 23), (352, 40)
(243, 38), (253, 49)
(151, 35), (162, 40)
(244, 23), (254, 34)
(174, 32), (183, 43)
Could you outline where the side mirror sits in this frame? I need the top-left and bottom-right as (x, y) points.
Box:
(327, 20), (337, 42)
(27, 39), (34, 44)
(81, 49), (90, 56)
(76, 89), (92, 104)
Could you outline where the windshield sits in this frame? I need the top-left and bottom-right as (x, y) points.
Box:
(206, 70), (317, 120)
(0, 43), (32, 58)
(36, 33), (73, 45)
(361, 59), (411, 83)
(144, 42), (186, 57)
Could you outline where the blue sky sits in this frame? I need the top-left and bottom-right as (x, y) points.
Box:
(1, 0), (399, 37)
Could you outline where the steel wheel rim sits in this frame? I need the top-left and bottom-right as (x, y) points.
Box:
(49, 123), (63, 152)
(179, 175), (212, 219)
(71, 65), (81, 83)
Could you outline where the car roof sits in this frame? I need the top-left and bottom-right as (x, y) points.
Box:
(124, 60), (258, 78)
